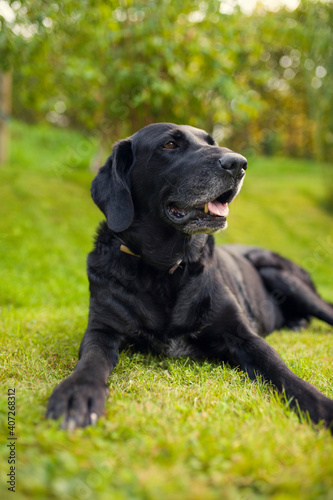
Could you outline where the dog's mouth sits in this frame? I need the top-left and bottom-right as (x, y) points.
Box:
(166, 189), (234, 223)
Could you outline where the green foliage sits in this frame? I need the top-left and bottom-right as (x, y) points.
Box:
(1, 0), (333, 166)
(0, 120), (333, 499)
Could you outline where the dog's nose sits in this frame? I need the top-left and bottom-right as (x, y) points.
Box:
(218, 153), (247, 177)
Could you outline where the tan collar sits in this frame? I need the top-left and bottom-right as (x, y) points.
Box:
(120, 244), (141, 258)
(119, 243), (182, 274)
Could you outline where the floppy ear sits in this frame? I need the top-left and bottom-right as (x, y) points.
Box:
(91, 139), (134, 232)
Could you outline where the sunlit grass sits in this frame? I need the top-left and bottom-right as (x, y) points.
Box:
(0, 121), (332, 500)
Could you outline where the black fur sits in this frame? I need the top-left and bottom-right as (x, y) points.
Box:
(47, 123), (333, 431)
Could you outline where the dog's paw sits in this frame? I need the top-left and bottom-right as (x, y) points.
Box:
(305, 394), (333, 434)
(46, 374), (109, 430)
(319, 398), (333, 434)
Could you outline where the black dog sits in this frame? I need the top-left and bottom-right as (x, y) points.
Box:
(47, 123), (333, 431)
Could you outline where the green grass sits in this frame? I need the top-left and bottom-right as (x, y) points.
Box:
(0, 120), (333, 500)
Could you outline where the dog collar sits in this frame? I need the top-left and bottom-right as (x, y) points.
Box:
(119, 244), (141, 258)
(119, 242), (182, 274)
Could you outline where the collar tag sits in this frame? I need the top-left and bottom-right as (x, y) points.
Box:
(168, 259), (183, 275)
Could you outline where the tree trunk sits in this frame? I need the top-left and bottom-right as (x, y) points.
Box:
(0, 70), (12, 165)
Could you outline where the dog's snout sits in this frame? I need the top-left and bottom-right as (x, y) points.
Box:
(218, 153), (247, 177)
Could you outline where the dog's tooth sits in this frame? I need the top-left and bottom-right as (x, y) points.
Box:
(204, 203), (209, 213)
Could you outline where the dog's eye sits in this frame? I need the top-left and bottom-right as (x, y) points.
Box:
(163, 141), (177, 150)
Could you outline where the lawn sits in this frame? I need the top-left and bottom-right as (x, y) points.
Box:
(0, 121), (333, 500)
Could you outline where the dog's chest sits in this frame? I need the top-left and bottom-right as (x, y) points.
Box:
(126, 330), (199, 357)
(125, 269), (211, 349)
(123, 283), (201, 356)
(133, 272), (183, 331)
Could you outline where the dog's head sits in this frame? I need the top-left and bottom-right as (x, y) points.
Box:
(91, 123), (247, 236)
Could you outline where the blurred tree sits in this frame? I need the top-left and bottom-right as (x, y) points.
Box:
(0, 69), (12, 164)
(3, 1), (268, 146)
(251, 0), (333, 162)
(1, 0), (333, 170)
(297, 0), (333, 162)
(0, 9), (15, 164)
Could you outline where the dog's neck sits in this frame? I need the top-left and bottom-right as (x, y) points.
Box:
(116, 221), (210, 273)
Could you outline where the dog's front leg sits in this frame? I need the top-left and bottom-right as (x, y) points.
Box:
(220, 320), (333, 431)
(47, 328), (121, 429)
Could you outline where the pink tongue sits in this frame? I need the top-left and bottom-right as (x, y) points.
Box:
(207, 201), (229, 217)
